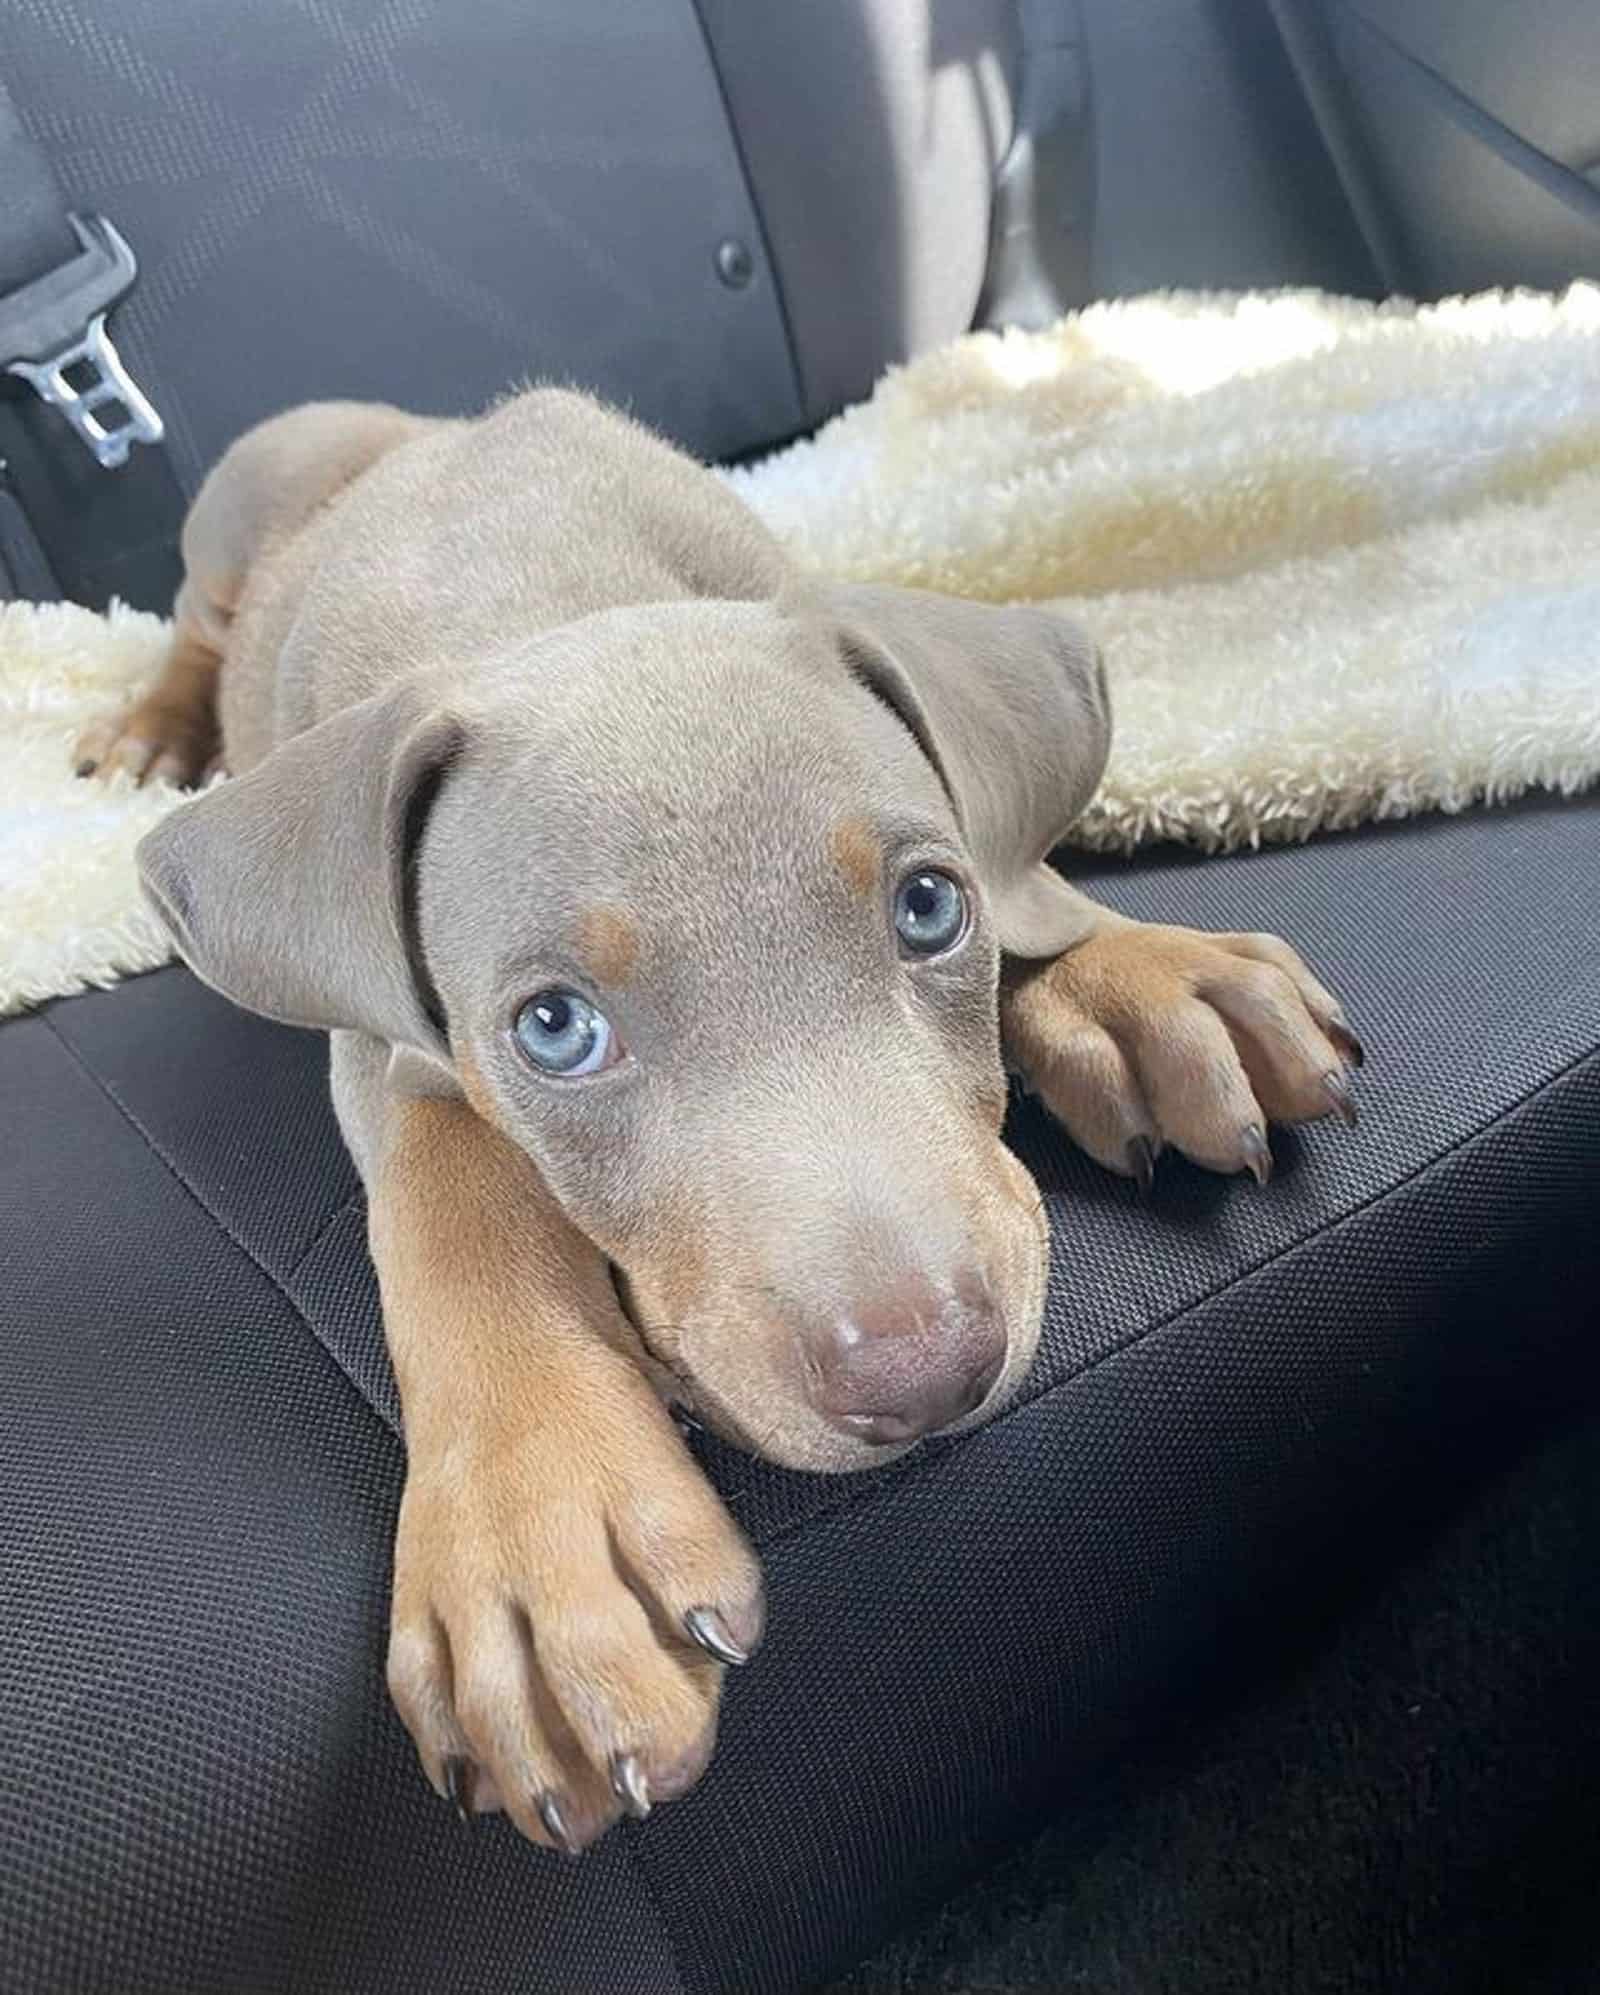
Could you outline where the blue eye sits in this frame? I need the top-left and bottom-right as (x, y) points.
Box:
(514, 989), (619, 1077)
(893, 870), (968, 956)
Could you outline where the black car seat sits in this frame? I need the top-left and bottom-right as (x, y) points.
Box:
(3, 7), (1598, 1993)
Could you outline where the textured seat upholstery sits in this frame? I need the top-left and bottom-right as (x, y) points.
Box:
(6, 796), (1596, 1992)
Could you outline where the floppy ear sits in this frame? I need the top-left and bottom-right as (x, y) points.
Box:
(136, 685), (464, 1050)
(817, 581), (1110, 959)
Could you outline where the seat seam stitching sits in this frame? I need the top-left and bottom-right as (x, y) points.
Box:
(281, 1187), (368, 1284)
(37, 1014), (401, 1445)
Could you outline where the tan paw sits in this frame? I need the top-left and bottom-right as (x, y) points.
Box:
(1002, 919), (1363, 1185)
(74, 694), (219, 788)
(386, 1393), (764, 1854)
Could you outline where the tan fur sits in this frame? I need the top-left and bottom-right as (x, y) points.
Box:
(1002, 919), (1356, 1179)
(74, 623), (221, 786)
(829, 815), (882, 900)
(623, 1197), (711, 1334)
(576, 906), (641, 988)
(373, 1093), (761, 1849)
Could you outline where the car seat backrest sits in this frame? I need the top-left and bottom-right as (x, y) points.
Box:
(0, 0), (1055, 608)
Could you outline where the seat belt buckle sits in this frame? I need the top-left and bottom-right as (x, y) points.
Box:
(0, 212), (164, 470)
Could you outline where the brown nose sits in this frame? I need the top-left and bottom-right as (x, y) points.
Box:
(806, 1273), (1006, 1446)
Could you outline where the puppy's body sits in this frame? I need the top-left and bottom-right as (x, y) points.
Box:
(201, 394), (787, 772)
(94, 388), (1362, 1853)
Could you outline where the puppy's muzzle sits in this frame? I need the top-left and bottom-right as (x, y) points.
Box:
(803, 1270), (1006, 1447)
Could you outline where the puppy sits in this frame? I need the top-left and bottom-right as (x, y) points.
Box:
(82, 390), (1360, 1852)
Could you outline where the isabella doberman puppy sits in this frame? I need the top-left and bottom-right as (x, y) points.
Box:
(79, 391), (1360, 1853)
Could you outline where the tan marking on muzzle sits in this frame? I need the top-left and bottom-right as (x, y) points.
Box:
(619, 1200), (713, 1360)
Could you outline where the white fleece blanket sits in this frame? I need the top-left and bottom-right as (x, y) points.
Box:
(5, 285), (1600, 1015)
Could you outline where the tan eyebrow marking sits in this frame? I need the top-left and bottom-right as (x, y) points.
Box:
(829, 816), (881, 901)
(575, 906), (641, 988)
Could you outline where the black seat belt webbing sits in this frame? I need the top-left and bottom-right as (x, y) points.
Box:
(0, 73), (186, 610)
(0, 85), (80, 292)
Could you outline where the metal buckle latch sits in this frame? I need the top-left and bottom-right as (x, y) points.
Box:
(0, 213), (164, 469)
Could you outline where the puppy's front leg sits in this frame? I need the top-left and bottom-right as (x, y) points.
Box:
(370, 1091), (763, 1853)
(1001, 887), (1363, 1186)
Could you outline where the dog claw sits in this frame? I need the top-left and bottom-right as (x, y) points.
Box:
(1125, 1135), (1158, 1197)
(684, 1606), (749, 1667)
(443, 1755), (474, 1825)
(610, 1754), (652, 1821)
(1323, 1071), (1359, 1128)
(1330, 1019), (1366, 1068)
(1241, 1126), (1273, 1186)
(538, 1792), (581, 1856)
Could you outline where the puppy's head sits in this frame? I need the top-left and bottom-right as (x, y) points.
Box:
(140, 585), (1108, 1471)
